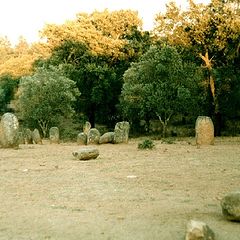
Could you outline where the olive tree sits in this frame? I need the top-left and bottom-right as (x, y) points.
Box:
(15, 67), (80, 137)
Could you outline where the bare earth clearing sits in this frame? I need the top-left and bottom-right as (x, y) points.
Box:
(0, 137), (240, 240)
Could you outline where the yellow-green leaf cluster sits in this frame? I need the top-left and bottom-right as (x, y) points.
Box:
(40, 9), (142, 58)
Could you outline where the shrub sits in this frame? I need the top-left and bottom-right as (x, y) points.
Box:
(138, 139), (155, 150)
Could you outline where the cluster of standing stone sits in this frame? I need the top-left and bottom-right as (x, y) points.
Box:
(77, 121), (130, 145)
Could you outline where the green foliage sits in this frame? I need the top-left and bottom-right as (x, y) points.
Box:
(0, 75), (19, 114)
(138, 139), (155, 150)
(15, 66), (80, 137)
(121, 44), (203, 137)
(39, 35), (152, 127)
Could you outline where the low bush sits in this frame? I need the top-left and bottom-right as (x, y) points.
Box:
(138, 139), (155, 150)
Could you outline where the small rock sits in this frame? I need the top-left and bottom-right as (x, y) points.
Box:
(99, 132), (114, 144)
(72, 147), (99, 161)
(185, 220), (215, 240)
(32, 128), (42, 144)
(77, 132), (87, 145)
(87, 128), (100, 145)
(24, 128), (33, 144)
(221, 191), (240, 221)
(49, 127), (60, 144)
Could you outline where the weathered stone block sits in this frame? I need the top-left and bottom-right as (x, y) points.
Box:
(0, 113), (19, 148)
(195, 116), (214, 145)
(83, 121), (91, 135)
(114, 121), (130, 144)
(221, 191), (240, 221)
(72, 147), (99, 160)
(77, 132), (87, 145)
(32, 129), (42, 144)
(49, 127), (60, 144)
(24, 128), (33, 144)
(99, 132), (114, 144)
(87, 128), (100, 145)
(185, 220), (215, 240)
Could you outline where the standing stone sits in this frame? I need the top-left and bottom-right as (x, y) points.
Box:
(185, 220), (215, 240)
(87, 128), (100, 145)
(83, 121), (91, 135)
(195, 116), (214, 145)
(99, 132), (114, 144)
(18, 132), (25, 144)
(32, 129), (42, 144)
(25, 128), (33, 144)
(221, 191), (240, 221)
(77, 132), (87, 145)
(49, 127), (60, 144)
(72, 147), (99, 160)
(0, 112), (19, 148)
(114, 121), (130, 144)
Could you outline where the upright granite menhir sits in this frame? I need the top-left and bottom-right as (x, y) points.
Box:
(195, 116), (214, 145)
(114, 121), (130, 144)
(0, 112), (19, 148)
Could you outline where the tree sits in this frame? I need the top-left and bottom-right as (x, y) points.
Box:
(15, 67), (80, 137)
(40, 9), (143, 59)
(121, 45), (203, 137)
(0, 36), (50, 77)
(153, 0), (240, 135)
(0, 74), (19, 114)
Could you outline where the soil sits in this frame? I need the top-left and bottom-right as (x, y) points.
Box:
(0, 137), (240, 240)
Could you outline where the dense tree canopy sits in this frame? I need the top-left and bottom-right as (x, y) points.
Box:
(40, 9), (143, 59)
(121, 45), (204, 136)
(0, 74), (19, 114)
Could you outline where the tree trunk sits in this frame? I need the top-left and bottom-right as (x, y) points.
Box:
(38, 120), (48, 138)
(200, 51), (222, 136)
(157, 113), (172, 138)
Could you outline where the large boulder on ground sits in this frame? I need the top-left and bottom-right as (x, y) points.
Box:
(87, 128), (100, 145)
(99, 132), (114, 144)
(0, 113), (19, 148)
(185, 220), (215, 240)
(83, 121), (91, 135)
(49, 127), (60, 144)
(77, 132), (87, 145)
(114, 121), (130, 144)
(32, 128), (42, 144)
(72, 147), (99, 160)
(221, 191), (240, 221)
(195, 116), (214, 145)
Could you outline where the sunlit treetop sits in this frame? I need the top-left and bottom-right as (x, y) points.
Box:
(154, 0), (240, 57)
(40, 9), (143, 58)
(0, 37), (50, 77)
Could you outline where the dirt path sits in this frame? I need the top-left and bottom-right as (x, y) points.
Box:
(0, 137), (240, 240)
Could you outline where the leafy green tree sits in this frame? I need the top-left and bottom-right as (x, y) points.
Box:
(121, 45), (204, 137)
(0, 75), (19, 114)
(15, 67), (80, 137)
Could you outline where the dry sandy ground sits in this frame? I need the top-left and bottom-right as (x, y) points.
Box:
(0, 137), (240, 240)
